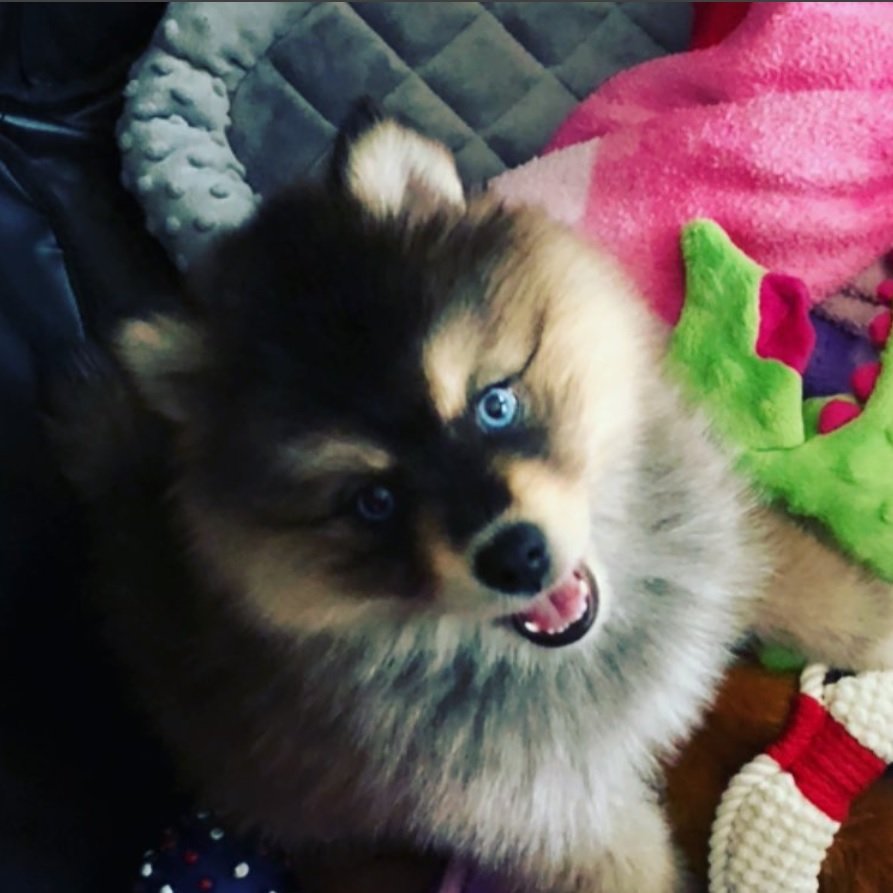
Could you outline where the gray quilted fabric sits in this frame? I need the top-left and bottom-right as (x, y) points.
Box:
(119, 2), (690, 270)
(235, 2), (692, 192)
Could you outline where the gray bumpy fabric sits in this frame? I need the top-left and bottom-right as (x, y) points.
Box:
(118, 2), (691, 272)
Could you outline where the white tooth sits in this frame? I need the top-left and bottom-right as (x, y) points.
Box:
(524, 620), (543, 635)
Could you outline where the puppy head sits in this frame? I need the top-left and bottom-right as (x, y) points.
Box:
(118, 109), (657, 648)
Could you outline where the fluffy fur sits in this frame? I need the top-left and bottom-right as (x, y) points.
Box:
(54, 113), (766, 892)
(750, 511), (893, 672)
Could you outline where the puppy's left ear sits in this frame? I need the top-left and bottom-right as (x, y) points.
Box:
(331, 98), (465, 219)
(115, 314), (207, 423)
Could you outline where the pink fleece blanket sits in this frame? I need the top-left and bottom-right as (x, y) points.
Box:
(491, 2), (893, 325)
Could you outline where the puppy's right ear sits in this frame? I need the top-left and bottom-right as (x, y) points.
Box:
(330, 97), (386, 188)
(331, 97), (465, 220)
(116, 315), (206, 423)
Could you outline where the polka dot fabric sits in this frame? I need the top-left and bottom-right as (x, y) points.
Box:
(134, 811), (298, 893)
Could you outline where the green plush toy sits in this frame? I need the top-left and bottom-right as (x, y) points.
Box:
(669, 221), (893, 586)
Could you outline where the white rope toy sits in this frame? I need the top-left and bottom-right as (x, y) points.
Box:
(709, 664), (893, 893)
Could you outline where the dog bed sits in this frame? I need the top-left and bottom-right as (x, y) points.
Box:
(117, 1), (692, 271)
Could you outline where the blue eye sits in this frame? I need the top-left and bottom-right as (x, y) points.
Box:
(476, 385), (519, 432)
(355, 484), (396, 523)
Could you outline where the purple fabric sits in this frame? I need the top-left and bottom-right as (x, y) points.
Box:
(803, 312), (878, 399)
(462, 871), (505, 893)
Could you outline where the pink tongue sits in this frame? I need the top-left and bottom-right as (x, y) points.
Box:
(518, 577), (585, 632)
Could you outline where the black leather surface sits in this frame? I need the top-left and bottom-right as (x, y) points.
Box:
(0, 5), (182, 891)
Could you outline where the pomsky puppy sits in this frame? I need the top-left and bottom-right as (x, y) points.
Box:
(55, 106), (771, 892)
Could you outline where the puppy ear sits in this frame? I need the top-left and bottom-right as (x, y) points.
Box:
(115, 315), (206, 422)
(331, 98), (465, 219)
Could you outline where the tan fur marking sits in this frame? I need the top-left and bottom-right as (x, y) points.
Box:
(416, 512), (489, 612)
(492, 458), (590, 579)
(116, 314), (206, 422)
(482, 205), (656, 478)
(422, 312), (482, 421)
(280, 434), (393, 479)
(117, 314), (202, 373)
(125, 320), (166, 349)
(421, 515), (468, 586)
(181, 499), (382, 633)
(346, 119), (465, 219)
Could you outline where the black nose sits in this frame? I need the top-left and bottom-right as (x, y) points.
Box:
(474, 523), (551, 595)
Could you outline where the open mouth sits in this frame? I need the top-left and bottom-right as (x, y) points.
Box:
(511, 565), (598, 648)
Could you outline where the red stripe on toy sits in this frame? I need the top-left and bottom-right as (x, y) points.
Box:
(766, 694), (826, 769)
(766, 694), (885, 822)
(788, 714), (886, 822)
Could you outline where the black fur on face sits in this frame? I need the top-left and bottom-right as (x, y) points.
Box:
(116, 111), (651, 627)
(167, 186), (555, 602)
